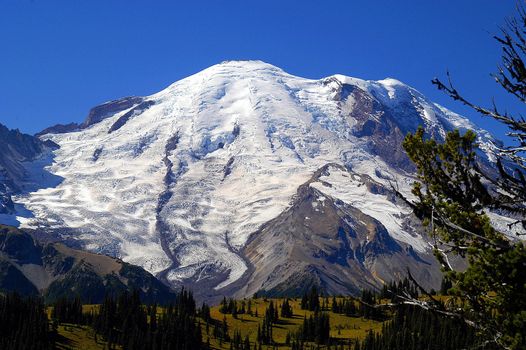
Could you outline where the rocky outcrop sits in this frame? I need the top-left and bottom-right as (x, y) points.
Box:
(0, 124), (44, 187)
(35, 96), (144, 137)
(35, 122), (80, 137)
(0, 124), (53, 214)
(83, 96), (143, 128)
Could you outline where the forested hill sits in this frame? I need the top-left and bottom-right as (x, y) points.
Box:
(0, 224), (174, 304)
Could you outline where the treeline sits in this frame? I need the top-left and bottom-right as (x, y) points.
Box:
(48, 288), (203, 349)
(293, 311), (330, 345)
(2, 280), (495, 350)
(220, 297), (297, 348)
(51, 296), (86, 325)
(230, 330), (251, 350)
(355, 304), (497, 350)
(92, 288), (202, 349)
(302, 286), (386, 321)
(0, 293), (54, 350)
(254, 297), (333, 348)
(331, 296), (356, 316)
(379, 277), (418, 302)
(219, 297), (253, 317)
(356, 290), (386, 321)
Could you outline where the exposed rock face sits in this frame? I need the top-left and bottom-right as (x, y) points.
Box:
(35, 122), (80, 137)
(1, 61), (498, 300)
(0, 124), (44, 189)
(35, 96), (144, 137)
(326, 79), (412, 170)
(0, 225), (174, 303)
(0, 124), (53, 214)
(239, 164), (439, 297)
(83, 96), (144, 129)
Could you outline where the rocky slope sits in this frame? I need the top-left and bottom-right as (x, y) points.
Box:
(35, 96), (144, 137)
(0, 124), (58, 215)
(0, 224), (174, 303)
(0, 61), (499, 299)
(237, 164), (441, 298)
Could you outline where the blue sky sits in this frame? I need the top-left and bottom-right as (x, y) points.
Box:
(0, 0), (520, 142)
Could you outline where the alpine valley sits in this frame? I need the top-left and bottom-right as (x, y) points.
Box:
(0, 61), (505, 302)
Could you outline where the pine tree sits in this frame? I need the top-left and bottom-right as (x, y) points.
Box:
(400, 6), (526, 349)
(0, 293), (54, 350)
(93, 288), (203, 349)
(281, 298), (293, 318)
(355, 304), (493, 350)
(247, 299), (253, 316)
(301, 286), (320, 311)
(298, 311), (330, 345)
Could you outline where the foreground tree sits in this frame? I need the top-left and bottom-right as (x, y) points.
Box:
(0, 293), (54, 350)
(93, 288), (203, 349)
(356, 304), (488, 350)
(401, 5), (526, 349)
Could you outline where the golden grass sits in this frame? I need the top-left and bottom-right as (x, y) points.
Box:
(203, 298), (384, 349)
(48, 297), (385, 349)
(55, 324), (118, 350)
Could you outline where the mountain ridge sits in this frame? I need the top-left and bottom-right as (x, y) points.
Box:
(0, 224), (175, 303)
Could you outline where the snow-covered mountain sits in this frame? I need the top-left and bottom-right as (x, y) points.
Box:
(2, 61), (498, 299)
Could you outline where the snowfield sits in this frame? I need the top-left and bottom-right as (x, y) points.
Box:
(5, 60), (499, 290)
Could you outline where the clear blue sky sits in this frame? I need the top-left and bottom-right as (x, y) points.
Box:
(0, 0), (520, 142)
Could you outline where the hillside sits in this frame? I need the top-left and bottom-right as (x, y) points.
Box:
(0, 224), (174, 303)
(47, 295), (482, 350)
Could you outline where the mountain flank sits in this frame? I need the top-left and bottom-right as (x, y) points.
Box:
(0, 224), (174, 303)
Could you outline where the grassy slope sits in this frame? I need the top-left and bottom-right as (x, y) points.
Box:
(47, 305), (119, 350)
(205, 298), (383, 349)
(55, 324), (120, 350)
(50, 298), (384, 349)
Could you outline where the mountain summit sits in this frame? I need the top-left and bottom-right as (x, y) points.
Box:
(2, 61), (498, 300)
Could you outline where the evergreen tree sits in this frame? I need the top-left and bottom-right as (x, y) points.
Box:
(0, 293), (54, 350)
(400, 7), (526, 349)
(301, 285), (320, 311)
(356, 304), (495, 350)
(331, 296), (338, 312)
(281, 298), (293, 318)
(93, 288), (203, 349)
(51, 295), (84, 324)
(358, 290), (385, 321)
(247, 299), (253, 316)
(298, 311), (330, 345)
(259, 302), (279, 345)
